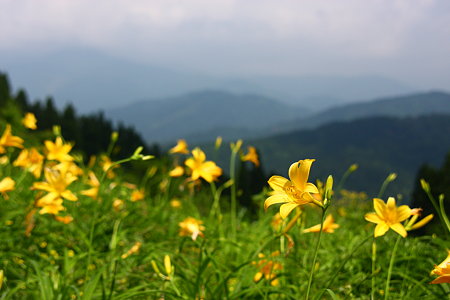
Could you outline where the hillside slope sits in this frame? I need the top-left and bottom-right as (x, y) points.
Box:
(253, 114), (450, 198)
(269, 91), (450, 135)
(106, 90), (309, 144)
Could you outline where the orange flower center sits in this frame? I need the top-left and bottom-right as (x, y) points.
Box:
(284, 182), (303, 202)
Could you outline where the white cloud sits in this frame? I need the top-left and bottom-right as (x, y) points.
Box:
(0, 0), (449, 85)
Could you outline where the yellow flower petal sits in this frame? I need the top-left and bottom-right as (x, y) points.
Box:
(390, 223), (407, 238)
(373, 198), (385, 216)
(264, 193), (289, 210)
(364, 212), (382, 224)
(304, 182), (319, 194)
(289, 159), (314, 190)
(169, 139), (189, 154)
(374, 222), (390, 237)
(301, 191), (317, 204)
(410, 214), (434, 230)
(397, 205), (412, 222)
(0, 177), (15, 193)
(268, 176), (289, 192)
(22, 112), (37, 130)
(430, 275), (450, 284)
(169, 166), (184, 177)
(192, 148), (206, 162)
(279, 203), (298, 219)
(386, 197), (396, 209)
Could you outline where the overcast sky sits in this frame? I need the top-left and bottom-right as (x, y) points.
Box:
(1, 0), (450, 89)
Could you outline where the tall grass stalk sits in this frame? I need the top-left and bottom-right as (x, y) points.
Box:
(229, 146), (238, 241)
(384, 234), (402, 300)
(316, 234), (372, 299)
(305, 208), (326, 300)
(371, 237), (377, 300)
(377, 173), (396, 199)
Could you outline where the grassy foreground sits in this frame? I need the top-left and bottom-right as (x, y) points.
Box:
(0, 117), (449, 299)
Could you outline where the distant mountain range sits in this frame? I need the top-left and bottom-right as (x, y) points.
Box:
(271, 91), (450, 135)
(251, 114), (450, 198)
(106, 90), (308, 144)
(0, 48), (416, 112)
(106, 90), (450, 144)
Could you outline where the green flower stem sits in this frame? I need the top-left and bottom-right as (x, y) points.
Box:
(305, 208), (326, 300)
(371, 237), (377, 300)
(384, 235), (402, 300)
(377, 174), (395, 199)
(107, 259), (118, 300)
(438, 195), (450, 233)
(85, 156), (134, 280)
(208, 181), (224, 239)
(422, 189), (449, 236)
(336, 165), (356, 192)
(209, 181), (220, 219)
(84, 208), (99, 280)
(316, 234), (372, 299)
(229, 148), (238, 241)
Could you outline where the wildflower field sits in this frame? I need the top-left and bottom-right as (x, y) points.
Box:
(1, 110), (450, 300)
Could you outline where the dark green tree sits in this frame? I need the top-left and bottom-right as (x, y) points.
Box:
(411, 152), (450, 234)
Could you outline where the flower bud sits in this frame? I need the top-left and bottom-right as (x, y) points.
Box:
(420, 179), (430, 193)
(387, 173), (397, 182)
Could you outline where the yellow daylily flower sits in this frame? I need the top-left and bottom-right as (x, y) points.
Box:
(80, 171), (100, 199)
(0, 156), (8, 165)
(0, 124), (24, 153)
(121, 242), (142, 259)
(241, 146), (260, 167)
(54, 161), (83, 177)
(113, 198), (124, 211)
(252, 251), (283, 286)
(264, 159), (321, 219)
(170, 198), (182, 208)
(430, 251), (450, 284)
(179, 217), (205, 240)
(36, 197), (65, 215)
(130, 189), (145, 202)
(22, 112), (37, 130)
(13, 148), (44, 178)
(303, 214), (340, 233)
(169, 139), (189, 154)
(55, 215), (73, 224)
(100, 155), (117, 179)
(45, 137), (73, 162)
(0, 177), (15, 199)
(185, 148), (222, 183)
(33, 167), (78, 209)
(364, 197), (412, 238)
(169, 165), (184, 177)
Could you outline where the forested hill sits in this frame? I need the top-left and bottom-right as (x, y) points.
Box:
(0, 73), (155, 160)
(253, 114), (450, 198)
(106, 90), (309, 144)
(270, 91), (450, 134)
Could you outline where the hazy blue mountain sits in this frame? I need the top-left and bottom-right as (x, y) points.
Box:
(245, 74), (416, 111)
(0, 48), (225, 112)
(1, 47), (416, 112)
(250, 115), (450, 198)
(105, 90), (308, 144)
(270, 91), (450, 135)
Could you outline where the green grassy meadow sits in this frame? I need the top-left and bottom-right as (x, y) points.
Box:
(0, 115), (449, 300)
